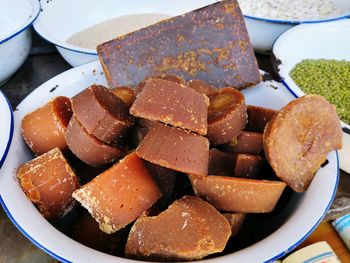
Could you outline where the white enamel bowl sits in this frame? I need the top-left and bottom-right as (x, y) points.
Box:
(33, 0), (217, 67)
(0, 60), (339, 262)
(0, 0), (40, 85)
(273, 19), (350, 174)
(0, 91), (13, 169)
(242, 0), (350, 53)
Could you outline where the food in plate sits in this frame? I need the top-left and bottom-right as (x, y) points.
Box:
(21, 96), (72, 155)
(125, 195), (231, 261)
(219, 131), (263, 154)
(97, 0), (261, 89)
(66, 13), (170, 50)
(71, 85), (134, 144)
(72, 152), (161, 234)
(189, 175), (286, 213)
(136, 123), (210, 177)
(290, 59), (350, 124)
(17, 147), (80, 220)
(207, 87), (247, 145)
(238, 0), (343, 20)
(130, 78), (209, 135)
(264, 95), (343, 192)
(14, 0), (343, 261)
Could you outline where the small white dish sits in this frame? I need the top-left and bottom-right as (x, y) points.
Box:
(273, 19), (350, 174)
(241, 0), (350, 53)
(33, 0), (217, 67)
(0, 0), (40, 85)
(0, 91), (14, 169)
(0, 60), (339, 262)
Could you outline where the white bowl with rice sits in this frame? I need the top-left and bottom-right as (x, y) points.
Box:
(238, 0), (350, 53)
(33, 0), (218, 67)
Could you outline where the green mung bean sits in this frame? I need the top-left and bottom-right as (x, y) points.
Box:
(290, 59), (350, 124)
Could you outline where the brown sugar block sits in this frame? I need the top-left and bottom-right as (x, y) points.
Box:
(136, 123), (209, 177)
(72, 152), (161, 234)
(21, 96), (72, 156)
(127, 118), (156, 149)
(125, 195), (231, 261)
(97, 0), (261, 89)
(246, 105), (277, 132)
(233, 153), (263, 179)
(111, 86), (136, 108)
(135, 74), (186, 95)
(144, 161), (177, 208)
(71, 85), (133, 144)
(17, 148), (80, 220)
(207, 88), (247, 145)
(219, 131), (263, 154)
(209, 148), (234, 176)
(187, 79), (216, 96)
(71, 212), (129, 256)
(130, 78), (209, 135)
(65, 115), (124, 167)
(222, 213), (245, 236)
(264, 95), (342, 192)
(189, 175), (286, 213)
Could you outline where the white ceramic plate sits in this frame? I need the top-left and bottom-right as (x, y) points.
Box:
(0, 61), (339, 262)
(0, 90), (13, 169)
(33, 0), (217, 67)
(273, 19), (350, 174)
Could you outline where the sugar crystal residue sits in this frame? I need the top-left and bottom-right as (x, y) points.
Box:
(66, 13), (171, 50)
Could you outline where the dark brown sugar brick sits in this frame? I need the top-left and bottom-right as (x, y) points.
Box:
(125, 195), (231, 261)
(136, 123), (209, 177)
(219, 131), (263, 154)
(208, 148), (234, 176)
(21, 96), (72, 156)
(71, 85), (133, 144)
(207, 88), (247, 145)
(187, 79), (216, 96)
(17, 148), (80, 220)
(222, 213), (245, 236)
(135, 74), (186, 95)
(233, 153), (263, 179)
(111, 86), (136, 108)
(189, 175), (286, 213)
(246, 105), (277, 132)
(264, 95), (342, 192)
(144, 161), (177, 208)
(65, 115), (124, 167)
(73, 152), (161, 234)
(130, 78), (209, 135)
(97, 0), (261, 89)
(71, 212), (129, 256)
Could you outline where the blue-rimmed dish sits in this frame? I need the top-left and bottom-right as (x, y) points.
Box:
(0, 60), (339, 262)
(241, 0), (350, 53)
(0, 91), (14, 169)
(0, 0), (40, 85)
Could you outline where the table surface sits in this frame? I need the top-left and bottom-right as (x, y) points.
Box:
(0, 32), (349, 262)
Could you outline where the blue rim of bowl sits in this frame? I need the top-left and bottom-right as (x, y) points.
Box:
(0, 0), (41, 45)
(0, 91), (14, 169)
(0, 81), (340, 262)
(243, 13), (350, 25)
